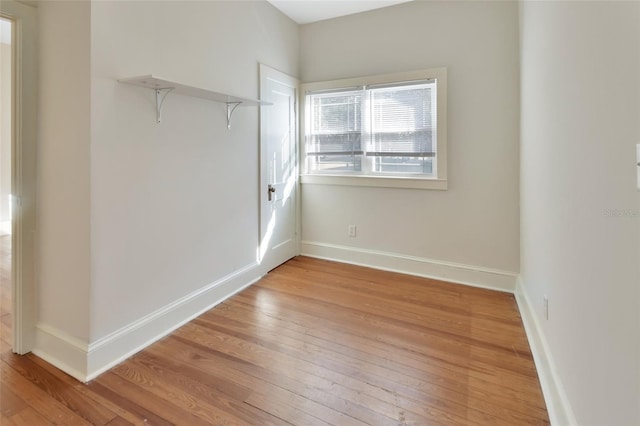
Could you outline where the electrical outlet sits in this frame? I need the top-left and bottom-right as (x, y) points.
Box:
(543, 296), (549, 320)
(348, 224), (357, 238)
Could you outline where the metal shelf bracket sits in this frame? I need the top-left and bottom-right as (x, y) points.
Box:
(226, 102), (243, 129)
(156, 88), (174, 123)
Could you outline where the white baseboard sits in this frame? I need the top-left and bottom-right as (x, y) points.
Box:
(515, 277), (576, 426)
(32, 249), (571, 426)
(300, 241), (517, 293)
(33, 322), (88, 382)
(32, 262), (263, 382)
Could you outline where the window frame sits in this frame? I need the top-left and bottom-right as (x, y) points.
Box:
(300, 67), (447, 190)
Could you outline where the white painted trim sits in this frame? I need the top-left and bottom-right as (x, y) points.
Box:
(300, 240), (516, 292)
(300, 67), (448, 190)
(33, 323), (88, 382)
(515, 277), (577, 426)
(300, 174), (448, 190)
(85, 262), (262, 381)
(32, 262), (263, 382)
(1, 0), (38, 356)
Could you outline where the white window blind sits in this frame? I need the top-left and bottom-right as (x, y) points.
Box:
(307, 89), (363, 172)
(305, 80), (436, 176)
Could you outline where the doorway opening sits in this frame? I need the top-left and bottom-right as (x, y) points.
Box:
(0, 15), (13, 353)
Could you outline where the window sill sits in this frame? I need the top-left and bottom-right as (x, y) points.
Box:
(300, 174), (448, 190)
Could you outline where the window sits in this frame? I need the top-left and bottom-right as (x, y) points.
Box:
(301, 68), (447, 190)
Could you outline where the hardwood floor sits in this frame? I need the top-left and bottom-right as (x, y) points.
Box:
(0, 239), (549, 425)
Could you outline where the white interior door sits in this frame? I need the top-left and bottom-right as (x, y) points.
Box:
(259, 65), (298, 273)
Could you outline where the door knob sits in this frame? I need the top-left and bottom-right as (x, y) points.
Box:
(268, 184), (276, 201)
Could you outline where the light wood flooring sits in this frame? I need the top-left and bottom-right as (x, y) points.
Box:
(0, 235), (549, 425)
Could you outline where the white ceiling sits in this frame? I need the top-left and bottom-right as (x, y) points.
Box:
(267, 0), (413, 24)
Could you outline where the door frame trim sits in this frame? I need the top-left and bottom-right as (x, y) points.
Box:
(1, 0), (38, 354)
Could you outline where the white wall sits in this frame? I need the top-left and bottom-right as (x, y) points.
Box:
(89, 0), (298, 340)
(30, 0), (298, 379)
(298, 1), (521, 287)
(38, 0), (92, 342)
(519, 2), (640, 424)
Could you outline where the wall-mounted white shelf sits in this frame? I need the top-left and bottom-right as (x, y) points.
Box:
(118, 75), (271, 128)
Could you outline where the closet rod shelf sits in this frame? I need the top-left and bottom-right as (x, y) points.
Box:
(118, 74), (271, 128)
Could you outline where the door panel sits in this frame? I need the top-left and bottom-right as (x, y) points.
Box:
(259, 65), (298, 273)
